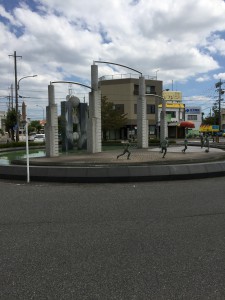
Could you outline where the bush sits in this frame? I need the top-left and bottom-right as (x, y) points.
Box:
(0, 141), (45, 149)
(149, 138), (160, 144)
(102, 140), (123, 146)
(0, 141), (26, 149)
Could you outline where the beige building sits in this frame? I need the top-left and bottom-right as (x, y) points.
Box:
(99, 76), (163, 139)
(221, 108), (225, 130)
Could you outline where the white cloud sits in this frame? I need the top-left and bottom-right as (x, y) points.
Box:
(213, 73), (225, 80)
(1, 0), (225, 117)
(196, 75), (211, 82)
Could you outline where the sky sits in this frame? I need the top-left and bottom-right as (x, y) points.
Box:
(1, 0), (225, 120)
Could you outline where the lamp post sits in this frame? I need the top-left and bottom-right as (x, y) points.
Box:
(36, 104), (45, 120)
(17, 75), (38, 90)
(16, 75), (37, 141)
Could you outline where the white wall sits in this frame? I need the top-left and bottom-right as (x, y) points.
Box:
(185, 107), (202, 130)
(0, 111), (6, 131)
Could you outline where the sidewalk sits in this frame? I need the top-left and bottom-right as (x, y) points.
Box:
(25, 145), (225, 166)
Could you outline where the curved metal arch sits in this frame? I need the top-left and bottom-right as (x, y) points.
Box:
(94, 61), (142, 76)
(50, 81), (93, 90)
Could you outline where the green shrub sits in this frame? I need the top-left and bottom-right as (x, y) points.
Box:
(0, 141), (26, 149)
(149, 138), (160, 144)
(0, 141), (45, 149)
(102, 140), (123, 146)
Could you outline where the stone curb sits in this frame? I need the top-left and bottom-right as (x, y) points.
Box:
(1, 161), (225, 183)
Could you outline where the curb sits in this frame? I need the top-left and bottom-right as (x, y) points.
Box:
(1, 161), (225, 183)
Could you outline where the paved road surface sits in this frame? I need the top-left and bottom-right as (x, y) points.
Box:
(1, 178), (225, 299)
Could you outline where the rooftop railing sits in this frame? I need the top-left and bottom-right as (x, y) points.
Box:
(99, 73), (157, 81)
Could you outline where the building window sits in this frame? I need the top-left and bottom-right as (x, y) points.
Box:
(146, 85), (156, 94)
(147, 104), (155, 114)
(134, 84), (139, 95)
(149, 125), (155, 135)
(114, 104), (124, 114)
(187, 115), (197, 120)
(134, 104), (155, 114)
(166, 111), (176, 118)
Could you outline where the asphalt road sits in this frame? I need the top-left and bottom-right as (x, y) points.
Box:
(1, 178), (225, 299)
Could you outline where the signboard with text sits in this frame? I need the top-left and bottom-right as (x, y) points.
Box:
(162, 91), (182, 101)
(185, 107), (201, 114)
(199, 125), (219, 132)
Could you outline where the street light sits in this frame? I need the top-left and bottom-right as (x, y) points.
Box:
(17, 75), (37, 90)
(36, 104), (45, 120)
(15, 75), (38, 141)
(155, 69), (159, 80)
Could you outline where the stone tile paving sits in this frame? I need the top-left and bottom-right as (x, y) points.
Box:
(29, 145), (225, 166)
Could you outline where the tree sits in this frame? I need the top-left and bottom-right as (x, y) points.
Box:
(28, 120), (42, 133)
(202, 102), (219, 125)
(5, 109), (17, 140)
(101, 96), (127, 140)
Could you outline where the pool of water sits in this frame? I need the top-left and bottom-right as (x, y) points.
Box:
(0, 149), (46, 165)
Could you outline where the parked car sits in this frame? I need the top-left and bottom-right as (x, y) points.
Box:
(28, 133), (36, 141)
(33, 134), (45, 143)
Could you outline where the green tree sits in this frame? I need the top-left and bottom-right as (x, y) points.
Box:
(29, 120), (42, 133)
(101, 96), (127, 140)
(202, 102), (219, 125)
(5, 109), (17, 140)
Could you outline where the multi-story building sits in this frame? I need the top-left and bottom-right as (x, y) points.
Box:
(158, 102), (185, 138)
(221, 108), (225, 130)
(185, 106), (202, 131)
(99, 75), (163, 139)
(157, 91), (186, 138)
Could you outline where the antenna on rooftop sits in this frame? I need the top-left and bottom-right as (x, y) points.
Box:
(68, 83), (73, 96)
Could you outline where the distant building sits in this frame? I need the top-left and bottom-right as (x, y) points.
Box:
(99, 75), (163, 139)
(185, 106), (202, 130)
(158, 102), (185, 138)
(0, 111), (6, 132)
(221, 108), (225, 130)
(158, 91), (185, 139)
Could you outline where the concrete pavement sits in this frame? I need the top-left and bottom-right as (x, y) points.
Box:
(1, 142), (225, 182)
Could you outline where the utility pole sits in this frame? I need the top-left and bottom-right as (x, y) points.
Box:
(9, 51), (22, 141)
(11, 84), (14, 109)
(215, 79), (224, 131)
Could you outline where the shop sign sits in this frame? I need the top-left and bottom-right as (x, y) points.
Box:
(185, 107), (201, 114)
(162, 91), (182, 101)
(199, 125), (219, 132)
